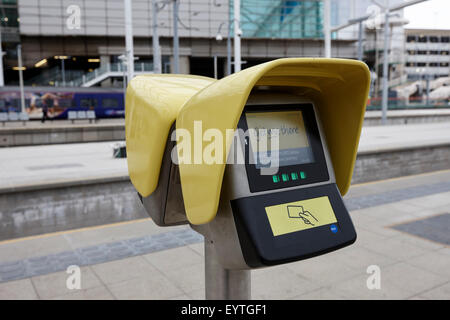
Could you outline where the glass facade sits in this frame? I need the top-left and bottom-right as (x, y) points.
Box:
(232, 0), (324, 39)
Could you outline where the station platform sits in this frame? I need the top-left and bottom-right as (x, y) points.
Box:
(0, 122), (449, 241)
(1, 109), (450, 147)
(0, 170), (449, 299)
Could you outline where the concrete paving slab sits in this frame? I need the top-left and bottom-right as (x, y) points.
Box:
(406, 252), (450, 278)
(291, 286), (346, 300)
(283, 251), (364, 286)
(415, 281), (450, 300)
(142, 246), (203, 272)
(163, 263), (205, 294)
(359, 236), (430, 261)
(379, 262), (447, 297)
(51, 285), (114, 300)
(0, 278), (38, 300)
(106, 274), (183, 300)
(0, 234), (73, 263)
(251, 267), (320, 300)
(90, 256), (156, 285)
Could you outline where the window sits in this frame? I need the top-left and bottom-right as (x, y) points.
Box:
(79, 98), (98, 108)
(407, 50), (415, 55)
(441, 36), (450, 43)
(430, 51), (439, 55)
(417, 62), (426, 67)
(441, 62), (449, 67)
(429, 63), (439, 67)
(102, 98), (119, 108)
(407, 35), (417, 43)
(418, 36), (428, 43)
(417, 51), (427, 55)
(429, 36), (439, 43)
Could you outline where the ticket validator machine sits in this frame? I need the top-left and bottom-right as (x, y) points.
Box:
(126, 59), (371, 299)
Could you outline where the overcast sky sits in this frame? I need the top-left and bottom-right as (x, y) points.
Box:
(403, 0), (450, 29)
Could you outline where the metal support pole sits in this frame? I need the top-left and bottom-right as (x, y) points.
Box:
(17, 45), (25, 113)
(357, 21), (363, 61)
(227, 20), (232, 75)
(233, 0), (241, 73)
(61, 59), (66, 87)
(0, 27), (4, 87)
(426, 74), (430, 107)
(204, 240), (251, 300)
(381, 4), (390, 125)
(173, 0), (179, 74)
(152, 0), (162, 73)
(213, 55), (218, 79)
(323, 0), (331, 58)
(124, 0), (135, 81)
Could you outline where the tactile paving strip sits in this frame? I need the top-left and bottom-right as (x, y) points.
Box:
(391, 213), (450, 246)
(0, 228), (203, 282)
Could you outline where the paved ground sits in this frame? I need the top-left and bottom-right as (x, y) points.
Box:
(1, 122), (449, 192)
(0, 170), (449, 300)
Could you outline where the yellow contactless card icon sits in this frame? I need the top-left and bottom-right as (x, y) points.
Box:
(265, 196), (337, 236)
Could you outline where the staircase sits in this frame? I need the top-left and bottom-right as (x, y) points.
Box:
(59, 62), (154, 87)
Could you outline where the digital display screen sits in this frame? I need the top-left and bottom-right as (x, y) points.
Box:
(245, 110), (315, 168)
(265, 196), (338, 237)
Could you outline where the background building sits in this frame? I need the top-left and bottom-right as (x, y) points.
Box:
(0, 0), (417, 89)
(405, 28), (450, 81)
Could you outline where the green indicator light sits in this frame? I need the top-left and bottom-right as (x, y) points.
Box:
(282, 174), (289, 182)
(300, 171), (306, 179)
(291, 173), (298, 180)
(272, 175), (280, 183)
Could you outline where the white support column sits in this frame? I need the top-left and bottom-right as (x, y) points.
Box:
(152, 0), (162, 73)
(233, 0), (241, 73)
(124, 0), (135, 82)
(323, 0), (331, 58)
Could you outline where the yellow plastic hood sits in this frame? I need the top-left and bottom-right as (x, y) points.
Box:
(126, 74), (216, 197)
(176, 58), (371, 225)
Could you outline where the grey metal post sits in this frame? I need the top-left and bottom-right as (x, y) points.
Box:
(61, 59), (66, 87)
(233, 0), (241, 72)
(381, 4), (390, 125)
(227, 20), (232, 76)
(173, 0), (179, 74)
(0, 26), (4, 86)
(358, 21), (363, 61)
(205, 240), (251, 300)
(213, 55), (218, 79)
(426, 74), (430, 107)
(124, 0), (135, 81)
(152, 0), (162, 73)
(17, 45), (25, 113)
(323, 0), (331, 58)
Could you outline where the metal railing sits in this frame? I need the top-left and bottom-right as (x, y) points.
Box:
(55, 62), (154, 87)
